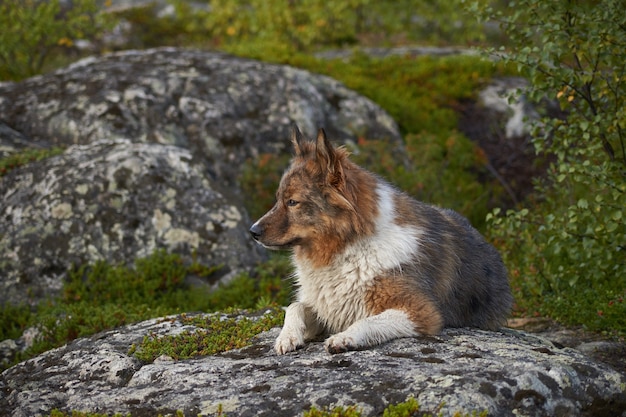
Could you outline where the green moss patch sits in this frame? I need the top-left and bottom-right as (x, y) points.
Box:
(130, 308), (284, 362)
(0, 146), (64, 177)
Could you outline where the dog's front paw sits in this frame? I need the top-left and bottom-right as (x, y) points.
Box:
(325, 334), (357, 354)
(275, 331), (304, 355)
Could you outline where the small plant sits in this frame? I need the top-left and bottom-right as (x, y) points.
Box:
(382, 397), (421, 417)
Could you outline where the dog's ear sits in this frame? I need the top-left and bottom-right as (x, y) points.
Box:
(315, 128), (344, 188)
(290, 124), (306, 156)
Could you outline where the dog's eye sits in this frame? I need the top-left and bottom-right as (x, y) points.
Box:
(286, 199), (299, 207)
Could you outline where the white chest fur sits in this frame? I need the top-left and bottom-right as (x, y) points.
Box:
(294, 183), (422, 333)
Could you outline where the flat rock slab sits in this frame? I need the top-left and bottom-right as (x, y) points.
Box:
(2, 313), (625, 417)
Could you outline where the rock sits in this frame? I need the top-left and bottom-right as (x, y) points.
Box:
(0, 48), (402, 306)
(508, 317), (626, 377)
(0, 138), (263, 306)
(0, 48), (403, 185)
(2, 313), (625, 417)
(457, 77), (563, 207)
(478, 77), (538, 140)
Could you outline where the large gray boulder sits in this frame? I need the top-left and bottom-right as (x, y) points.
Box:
(1, 313), (625, 416)
(0, 47), (402, 183)
(0, 48), (402, 306)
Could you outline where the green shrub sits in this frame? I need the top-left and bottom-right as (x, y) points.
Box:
(0, 0), (113, 81)
(474, 0), (626, 334)
(168, 0), (486, 54)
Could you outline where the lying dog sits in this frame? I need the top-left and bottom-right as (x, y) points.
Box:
(250, 126), (512, 354)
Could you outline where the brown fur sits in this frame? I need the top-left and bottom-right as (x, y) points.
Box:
(253, 127), (379, 268)
(365, 276), (444, 335)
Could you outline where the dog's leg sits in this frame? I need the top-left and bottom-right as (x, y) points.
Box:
(324, 309), (418, 354)
(275, 302), (321, 354)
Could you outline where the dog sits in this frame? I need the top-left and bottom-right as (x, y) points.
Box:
(249, 126), (513, 354)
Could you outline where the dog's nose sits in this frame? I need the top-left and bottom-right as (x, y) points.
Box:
(249, 223), (262, 240)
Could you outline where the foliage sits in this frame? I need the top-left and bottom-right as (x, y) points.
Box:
(109, 2), (211, 49)
(0, 147), (64, 177)
(0, 303), (33, 342)
(168, 0), (487, 54)
(0, 0), (114, 81)
(130, 308), (284, 362)
(473, 0), (626, 333)
(381, 397), (421, 417)
(0, 251), (293, 371)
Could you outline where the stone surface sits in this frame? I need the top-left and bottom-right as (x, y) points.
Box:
(0, 139), (262, 306)
(1, 313), (625, 417)
(0, 48), (402, 306)
(0, 47), (403, 182)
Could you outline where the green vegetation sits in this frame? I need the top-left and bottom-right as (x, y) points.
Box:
(48, 398), (487, 417)
(473, 0), (626, 334)
(0, 147), (64, 177)
(0, 250), (293, 370)
(0, 0), (113, 81)
(126, 0), (487, 53)
(130, 309), (284, 362)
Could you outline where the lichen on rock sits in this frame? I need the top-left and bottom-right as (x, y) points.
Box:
(1, 314), (624, 417)
(0, 139), (263, 306)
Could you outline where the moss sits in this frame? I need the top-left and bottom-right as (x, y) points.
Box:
(131, 308), (284, 362)
(0, 146), (64, 177)
(304, 405), (362, 417)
